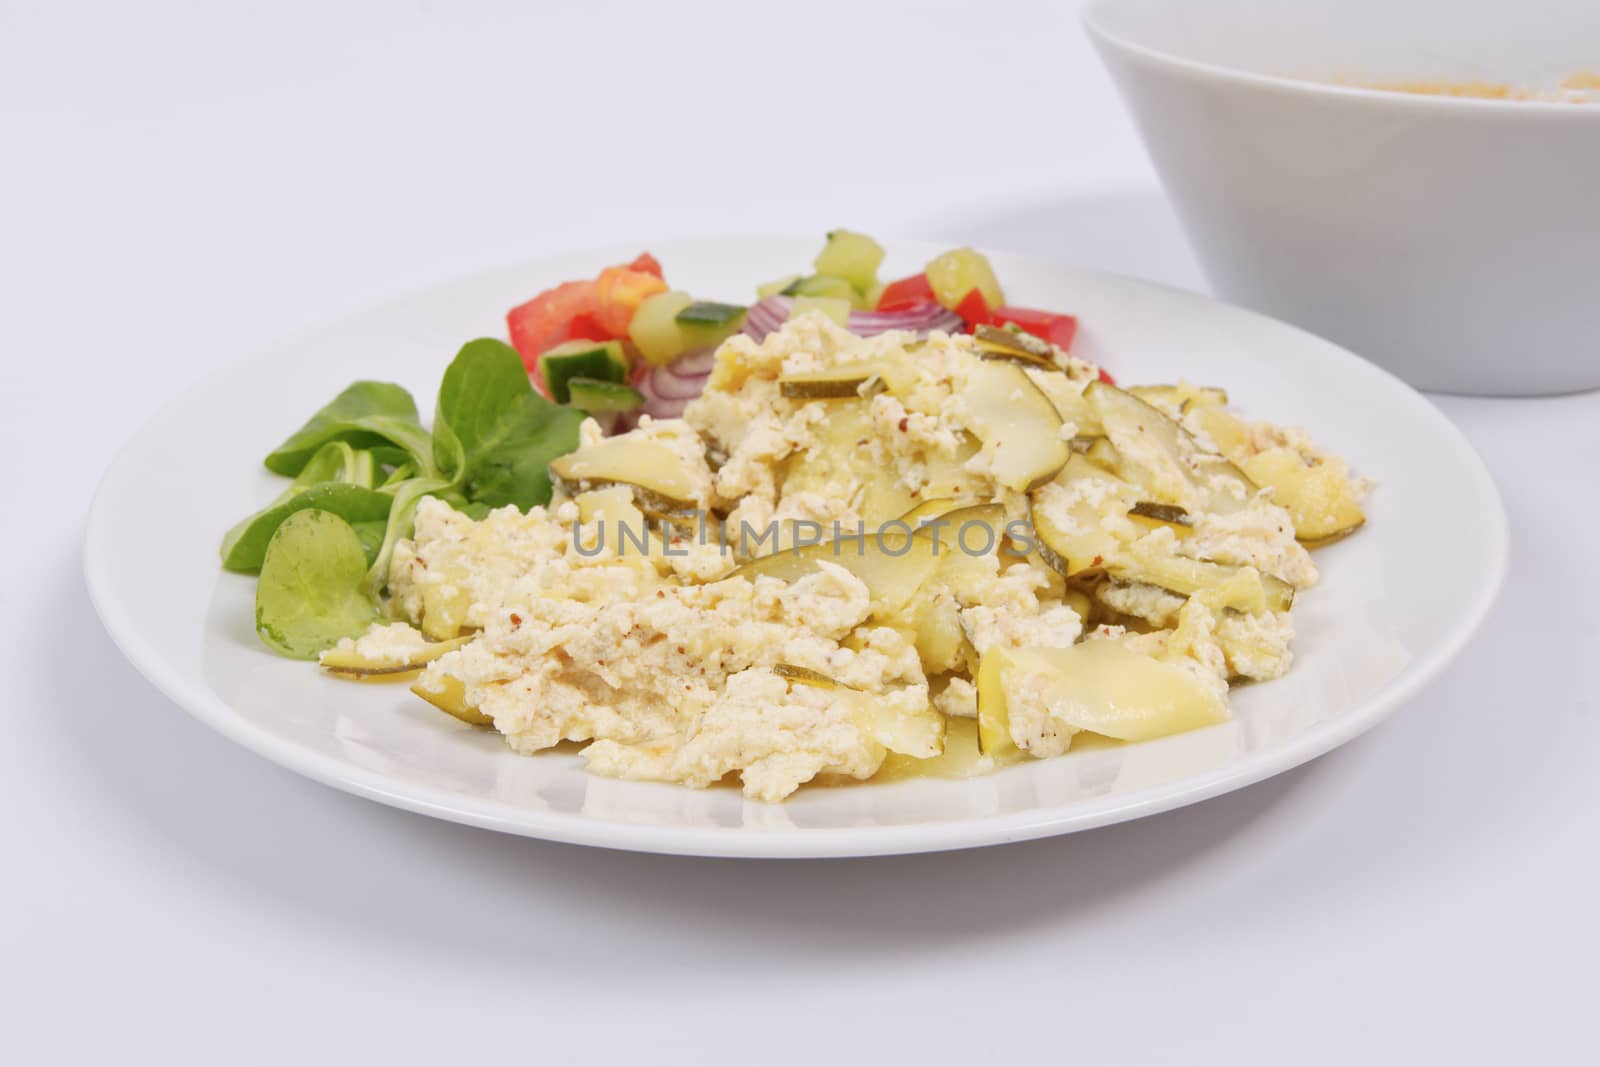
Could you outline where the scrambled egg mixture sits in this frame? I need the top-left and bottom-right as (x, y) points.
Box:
(329, 314), (1369, 801)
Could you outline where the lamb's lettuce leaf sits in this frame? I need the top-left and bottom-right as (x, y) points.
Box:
(263, 381), (435, 478)
(254, 509), (381, 659)
(433, 339), (585, 511)
(362, 475), (453, 600)
(232, 337), (590, 657)
(221, 482), (396, 573)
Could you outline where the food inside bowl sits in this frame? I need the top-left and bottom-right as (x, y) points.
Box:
(1342, 70), (1600, 102)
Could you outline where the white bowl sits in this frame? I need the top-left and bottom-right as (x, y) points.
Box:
(1085, 0), (1600, 396)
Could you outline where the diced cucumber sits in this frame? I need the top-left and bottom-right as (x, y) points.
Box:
(675, 301), (746, 327)
(814, 230), (885, 292)
(792, 295), (852, 327)
(757, 274), (802, 299)
(629, 290), (696, 366)
(538, 340), (628, 404)
(567, 377), (645, 413)
(925, 247), (1005, 311)
(676, 300), (747, 350)
(785, 274), (857, 301)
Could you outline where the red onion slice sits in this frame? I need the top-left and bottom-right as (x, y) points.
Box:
(628, 347), (715, 422)
(742, 295), (963, 343)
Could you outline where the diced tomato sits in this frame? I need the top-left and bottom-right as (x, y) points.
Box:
(992, 305), (1078, 352)
(1097, 367), (1116, 385)
(876, 272), (937, 312)
(507, 279), (599, 372)
(624, 252), (663, 279)
(507, 260), (667, 396)
(953, 288), (993, 330)
(565, 311), (611, 344)
(592, 266), (668, 337)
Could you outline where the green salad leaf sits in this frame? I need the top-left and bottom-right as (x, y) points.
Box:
(220, 482), (397, 573)
(362, 475), (453, 600)
(289, 440), (378, 490)
(254, 509), (381, 659)
(433, 338), (585, 510)
(229, 336), (591, 657)
(263, 381), (436, 478)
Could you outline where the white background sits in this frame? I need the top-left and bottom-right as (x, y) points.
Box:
(4, 1), (1596, 1063)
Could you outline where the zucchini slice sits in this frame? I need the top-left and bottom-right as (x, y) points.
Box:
(1127, 383), (1230, 413)
(963, 360), (1071, 491)
(972, 324), (1060, 370)
(778, 359), (907, 399)
(1128, 500), (1194, 532)
(773, 663), (849, 690)
(895, 497), (968, 529)
(1111, 539), (1294, 615)
(549, 437), (701, 518)
(730, 523), (942, 620)
(1237, 447), (1368, 544)
(975, 647), (1019, 758)
(412, 672), (492, 727)
(1028, 455), (1134, 578)
(1086, 380), (1256, 514)
(320, 633), (473, 678)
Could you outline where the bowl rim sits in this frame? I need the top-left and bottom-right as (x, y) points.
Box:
(1082, 0), (1600, 119)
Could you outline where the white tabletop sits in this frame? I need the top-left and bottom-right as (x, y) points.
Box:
(6, 2), (1595, 1062)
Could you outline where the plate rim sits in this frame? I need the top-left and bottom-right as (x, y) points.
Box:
(82, 238), (1509, 858)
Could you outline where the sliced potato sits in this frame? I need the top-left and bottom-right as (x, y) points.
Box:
(875, 716), (989, 781)
(320, 633), (472, 677)
(1005, 641), (1227, 743)
(963, 361), (1070, 491)
(550, 437), (700, 517)
(852, 696), (945, 758)
(1086, 380), (1255, 514)
(412, 671), (492, 727)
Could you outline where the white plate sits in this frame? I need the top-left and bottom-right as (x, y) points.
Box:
(84, 237), (1506, 858)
